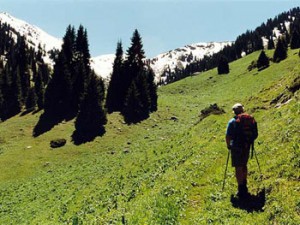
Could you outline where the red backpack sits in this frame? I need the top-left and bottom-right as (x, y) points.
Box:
(234, 113), (258, 147)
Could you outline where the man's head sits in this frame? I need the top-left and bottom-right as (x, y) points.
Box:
(232, 103), (244, 115)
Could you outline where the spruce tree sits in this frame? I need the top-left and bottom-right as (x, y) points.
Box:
(76, 25), (91, 73)
(35, 66), (45, 110)
(25, 86), (37, 111)
(44, 51), (72, 117)
(74, 72), (107, 143)
(217, 56), (229, 74)
(268, 36), (275, 49)
(146, 66), (158, 112)
(44, 26), (76, 118)
(16, 35), (30, 103)
(273, 38), (287, 63)
(122, 80), (144, 124)
(257, 50), (270, 70)
(106, 41), (124, 112)
(123, 29), (145, 93)
(72, 25), (91, 113)
(0, 72), (4, 120)
(121, 29), (157, 123)
(62, 25), (76, 66)
(290, 30), (300, 49)
(7, 66), (22, 118)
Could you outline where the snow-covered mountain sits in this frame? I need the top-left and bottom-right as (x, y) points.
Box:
(0, 12), (62, 64)
(149, 42), (232, 81)
(89, 42), (233, 81)
(90, 54), (115, 80)
(0, 12), (232, 81)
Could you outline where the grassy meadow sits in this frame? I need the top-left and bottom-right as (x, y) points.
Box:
(0, 49), (299, 224)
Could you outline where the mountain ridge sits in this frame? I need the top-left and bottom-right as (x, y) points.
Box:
(0, 12), (232, 81)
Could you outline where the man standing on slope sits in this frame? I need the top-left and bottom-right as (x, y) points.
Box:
(225, 103), (258, 199)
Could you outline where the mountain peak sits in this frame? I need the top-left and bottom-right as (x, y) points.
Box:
(0, 12), (62, 53)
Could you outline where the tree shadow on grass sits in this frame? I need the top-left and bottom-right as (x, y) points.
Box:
(33, 110), (77, 137)
(33, 112), (62, 137)
(230, 188), (266, 212)
(71, 127), (106, 145)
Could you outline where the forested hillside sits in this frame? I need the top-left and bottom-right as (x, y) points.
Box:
(162, 7), (300, 84)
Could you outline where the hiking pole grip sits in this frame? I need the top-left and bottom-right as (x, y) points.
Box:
(222, 150), (230, 191)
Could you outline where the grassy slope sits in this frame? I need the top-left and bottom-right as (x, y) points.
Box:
(0, 49), (299, 224)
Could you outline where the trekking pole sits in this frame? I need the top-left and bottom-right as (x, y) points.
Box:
(253, 148), (262, 177)
(222, 150), (230, 191)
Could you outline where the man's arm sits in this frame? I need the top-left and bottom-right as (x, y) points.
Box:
(226, 135), (232, 150)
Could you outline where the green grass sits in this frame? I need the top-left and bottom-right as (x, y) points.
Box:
(0, 49), (299, 224)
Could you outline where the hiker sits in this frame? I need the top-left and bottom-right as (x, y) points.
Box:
(225, 103), (258, 198)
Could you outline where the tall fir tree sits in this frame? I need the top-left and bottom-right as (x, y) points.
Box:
(25, 86), (37, 111)
(106, 41), (124, 112)
(123, 29), (145, 92)
(121, 29), (158, 123)
(62, 25), (76, 66)
(34, 66), (45, 110)
(267, 36), (275, 49)
(7, 66), (22, 118)
(257, 50), (270, 70)
(44, 51), (72, 117)
(75, 25), (91, 73)
(122, 80), (144, 124)
(217, 55), (229, 74)
(72, 25), (91, 112)
(16, 35), (30, 103)
(273, 37), (287, 63)
(0, 72), (4, 120)
(44, 25), (77, 118)
(74, 72), (107, 142)
(290, 29), (300, 49)
(146, 66), (158, 112)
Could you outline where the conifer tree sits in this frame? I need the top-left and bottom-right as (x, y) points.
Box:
(257, 50), (270, 70)
(0, 72), (4, 120)
(72, 57), (87, 111)
(62, 25), (76, 66)
(146, 67), (158, 112)
(74, 72), (107, 142)
(106, 41), (124, 112)
(44, 51), (72, 117)
(273, 37), (287, 63)
(121, 29), (158, 123)
(25, 86), (37, 111)
(217, 56), (229, 74)
(123, 29), (145, 92)
(7, 66), (22, 118)
(290, 29), (300, 49)
(268, 36), (275, 49)
(135, 70), (150, 115)
(76, 25), (91, 73)
(72, 25), (91, 113)
(122, 80), (144, 124)
(44, 26), (76, 118)
(16, 35), (30, 103)
(35, 66), (45, 110)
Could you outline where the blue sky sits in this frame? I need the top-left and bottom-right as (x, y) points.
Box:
(0, 0), (299, 58)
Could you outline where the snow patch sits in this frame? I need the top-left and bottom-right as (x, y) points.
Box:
(0, 12), (62, 52)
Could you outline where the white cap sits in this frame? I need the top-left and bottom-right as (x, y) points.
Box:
(232, 103), (244, 114)
(232, 103), (243, 110)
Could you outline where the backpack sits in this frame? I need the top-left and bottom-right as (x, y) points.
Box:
(234, 113), (258, 148)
